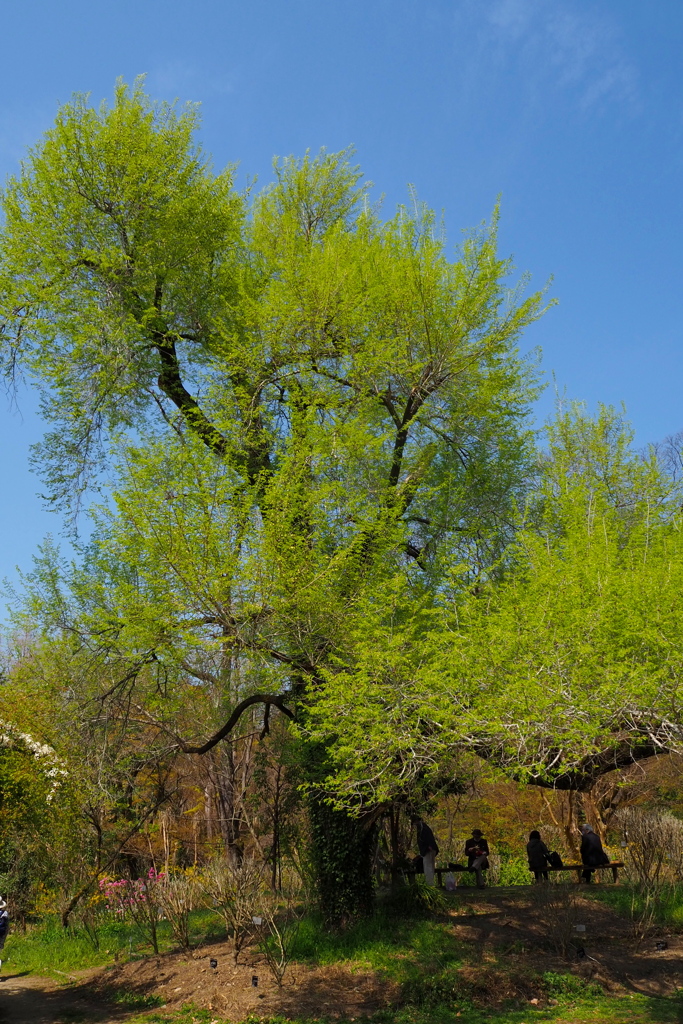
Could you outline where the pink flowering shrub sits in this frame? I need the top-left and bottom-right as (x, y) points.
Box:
(99, 868), (164, 953)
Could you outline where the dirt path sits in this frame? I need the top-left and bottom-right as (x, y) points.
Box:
(0, 970), (129, 1024)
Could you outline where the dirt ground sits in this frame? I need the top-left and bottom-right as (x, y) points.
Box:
(448, 888), (683, 1000)
(0, 969), (131, 1024)
(0, 886), (681, 1023)
(0, 957), (397, 1024)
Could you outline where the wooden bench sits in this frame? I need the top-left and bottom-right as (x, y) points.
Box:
(547, 861), (624, 883)
(400, 864), (482, 886)
(402, 861), (625, 886)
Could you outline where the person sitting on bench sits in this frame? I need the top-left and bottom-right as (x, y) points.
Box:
(579, 823), (609, 882)
(527, 829), (551, 882)
(465, 829), (489, 889)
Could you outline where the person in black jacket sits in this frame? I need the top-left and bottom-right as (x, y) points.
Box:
(412, 816), (439, 885)
(579, 823), (609, 882)
(464, 829), (489, 889)
(526, 830), (551, 882)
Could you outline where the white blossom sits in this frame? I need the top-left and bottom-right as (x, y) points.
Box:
(0, 719), (68, 802)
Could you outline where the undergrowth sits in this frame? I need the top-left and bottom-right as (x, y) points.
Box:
(585, 882), (683, 929)
(5, 886), (683, 1024)
(1, 908), (225, 976)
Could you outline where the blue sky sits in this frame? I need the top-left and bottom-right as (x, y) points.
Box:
(1, 0), (682, 592)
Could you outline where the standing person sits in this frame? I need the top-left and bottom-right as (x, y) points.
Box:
(0, 898), (8, 968)
(579, 824), (609, 882)
(465, 829), (489, 889)
(412, 816), (439, 885)
(526, 830), (551, 882)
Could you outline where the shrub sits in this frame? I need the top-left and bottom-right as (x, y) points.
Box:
(99, 868), (164, 954)
(256, 887), (305, 987)
(156, 868), (201, 950)
(530, 881), (582, 957)
(199, 858), (264, 962)
(614, 808), (683, 885)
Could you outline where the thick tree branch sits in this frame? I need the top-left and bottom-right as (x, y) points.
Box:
(175, 694), (295, 755)
(475, 734), (666, 793)
(155, 333), (229, 457)
(525, 739), (662, 792)
(388, 393), (420, 489)
(405, 541), (426, 569)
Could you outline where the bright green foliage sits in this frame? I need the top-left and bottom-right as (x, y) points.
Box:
(309, 404), (683, 802)
(0, 732), (81, 918)
(0, 80), (546, 543)
(448, 404), (683, 781)
(0, 79), (242, 508)
(0, 81), (549, 721)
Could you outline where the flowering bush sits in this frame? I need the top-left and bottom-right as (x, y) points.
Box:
(0, 719), (68, 802)
(99, 868), (164, 953)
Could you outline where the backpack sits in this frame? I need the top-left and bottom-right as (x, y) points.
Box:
(0, 911), (9, 938)
(548, 851), (563, 869)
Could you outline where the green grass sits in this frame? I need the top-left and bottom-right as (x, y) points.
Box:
(1, 907), (226, 977)
(292, 907), (465, 973)
(110, 987), (164, 1009)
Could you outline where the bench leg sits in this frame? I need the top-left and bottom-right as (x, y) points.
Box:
(611, 865), (618, 883)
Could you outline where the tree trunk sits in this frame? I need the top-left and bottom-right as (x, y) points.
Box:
(388, 804), (403, 883)
(303, 742), (376, 926)
(206, 745), (246, 865)
(308, 794), (377, 926)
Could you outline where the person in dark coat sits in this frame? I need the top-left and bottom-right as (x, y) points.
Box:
(526, 830), (551, 882)
(412, 816), (439, 885)
(0, 897), (8, 969)
(579, 823), (609, 882)
(464, 829), (489, 889)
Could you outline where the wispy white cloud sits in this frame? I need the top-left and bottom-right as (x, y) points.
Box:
(146, 60), (237, 105)
(479, 0), (638, 113)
